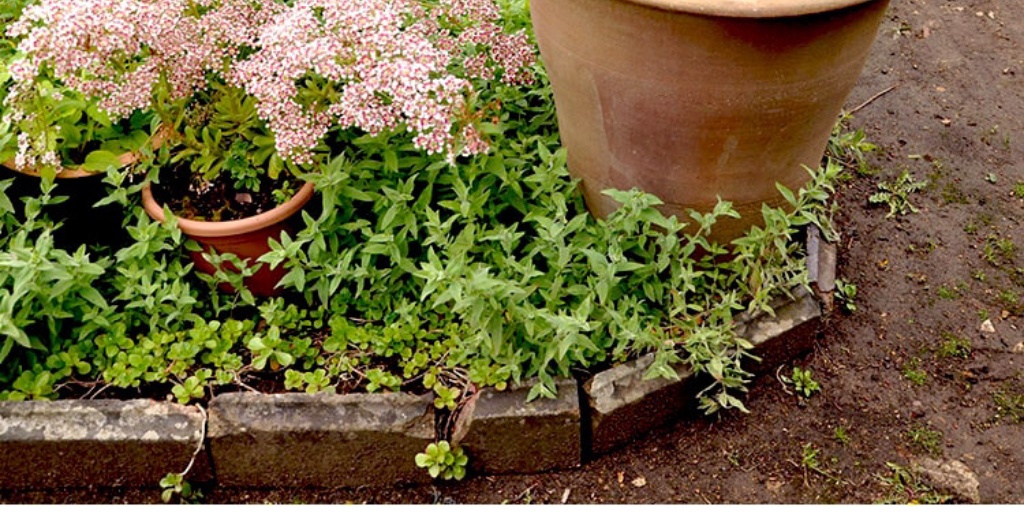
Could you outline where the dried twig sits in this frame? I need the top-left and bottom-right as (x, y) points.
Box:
(848, 85), (898, 115)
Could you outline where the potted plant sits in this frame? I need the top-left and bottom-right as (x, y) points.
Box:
(7, 0), (535, 295)
(0, 0), (161, 248)
(529, 0), (890, 244)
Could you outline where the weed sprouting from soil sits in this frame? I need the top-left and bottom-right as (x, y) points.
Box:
(869, 170), (928, 217)
(936, 333), (972, 359)
(833, 426), (851, 446)
(901, 358), (927, 386)
(876, 462), (952, 504)
(904, 425), (943, 457)
(992, 384), (1024, 424)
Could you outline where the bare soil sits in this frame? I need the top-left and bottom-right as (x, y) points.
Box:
(3, 0), (1022, 504)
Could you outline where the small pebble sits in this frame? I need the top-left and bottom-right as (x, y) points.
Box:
(979, 319), (996, 333)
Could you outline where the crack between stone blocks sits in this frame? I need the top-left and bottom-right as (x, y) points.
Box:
(435, 383), (478, 445)
(175, 404), (208, 482)
(573, 373), (594, 464)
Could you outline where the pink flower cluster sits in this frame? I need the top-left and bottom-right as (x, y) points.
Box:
(235, 0), (536, 162)
(4, 0), (536, 168)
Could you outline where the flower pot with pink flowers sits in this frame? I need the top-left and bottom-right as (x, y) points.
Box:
(5, 0), (535, 296)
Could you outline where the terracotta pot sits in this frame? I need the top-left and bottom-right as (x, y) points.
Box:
(1, 135), (167, 249)
(1, 127), (170, 179)
(141, 181), (316, 297)
(530, 0), (890, 243)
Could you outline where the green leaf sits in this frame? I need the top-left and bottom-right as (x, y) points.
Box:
(85, 104), (112, 127)
(775, 182), (797, 206)
(82, 150), (124, 172)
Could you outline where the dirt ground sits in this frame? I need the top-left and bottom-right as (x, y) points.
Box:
(3, 0), (1022, 504)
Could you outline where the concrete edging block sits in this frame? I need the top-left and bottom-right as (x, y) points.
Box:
(459, 378), (581, 475)
(0, 399), (207, 489)
(207, 392), (435, 488)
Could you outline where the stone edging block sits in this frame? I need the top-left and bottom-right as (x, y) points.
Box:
(0, 399), (207, 489)
(206, 392), (435, 488)
(459, 378), (581, 474)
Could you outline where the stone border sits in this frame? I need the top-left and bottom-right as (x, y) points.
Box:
(0, 400), (209, 489)
(0, 236), (835, 490)
(207, 392), (436, 488)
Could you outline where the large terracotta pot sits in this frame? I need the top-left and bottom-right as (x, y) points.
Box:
(141, 181), (315, 297)
(530, 0), (890, 243)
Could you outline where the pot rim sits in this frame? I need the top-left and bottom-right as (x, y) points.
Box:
(141, 179), (316, 238)
(621, 0), (880, 18)
(1, 126), (172, 179)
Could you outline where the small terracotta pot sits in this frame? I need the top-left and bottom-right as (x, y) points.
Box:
(531, 0), (890, 244)
(141, 180), (316, 297)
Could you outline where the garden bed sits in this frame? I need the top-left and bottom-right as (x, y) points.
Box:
(0, 0), (916, 503)
(0, 249), (827, 490)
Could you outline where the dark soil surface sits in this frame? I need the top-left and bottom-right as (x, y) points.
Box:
(151, 162), (298, 222)
(3, 0), (1022, 504)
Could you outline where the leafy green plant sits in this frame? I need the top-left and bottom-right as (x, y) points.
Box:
(904, 425), (943, 457)
(171, 370), (211, 405)
(827, 113), (878, 176)
(0, 181), (111, 374)
(835, 279), (857, 313)
(992, 385), (1024, 424)
(415, 441), (469, 481)
(160, 472), (203, 504)
(833, 426), (851, 446)
(901, 358), (928, 386)
(936, 282), (966, 300)
(433, 385), (462, 411)
(801, 442), (821, 471)
(936, 332), (972, 359)
(869, 171), (927, 218)
(783, 366), (821, 398)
